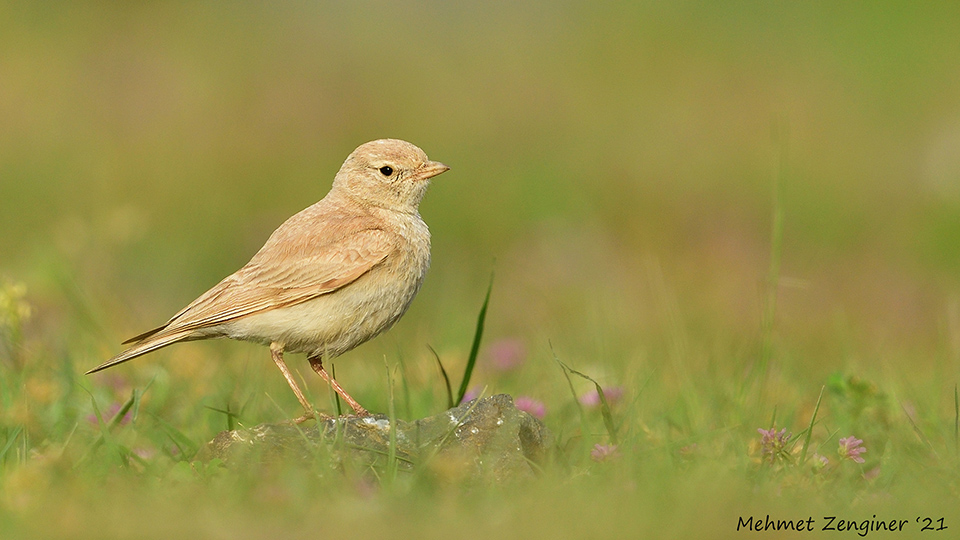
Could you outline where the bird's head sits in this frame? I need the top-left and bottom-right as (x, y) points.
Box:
(332, 139), (449, 212)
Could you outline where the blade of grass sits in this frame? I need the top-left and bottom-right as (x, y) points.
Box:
(78, 389), (130, 467)
(331, 363), (343, 417)
(130, 375), (156, 425)
(151, 414), (200, 460)
(109, 390), (137, 429)
(798, 385), (825, 464)
(456, 271), (494, 405)
(385, 357), (399, 484)
(551, 343), (586, 432)
(901, 400), (938, 460)
(204, 404), (241, 431)
(396, 348), (412, 418)
(0, 426), (23, 465)
(19, 428), (27, 466)
(954, 383), (958, 455)
(562, 365), (616, 442)
(613, 369), (654, 435)
(815, 427), (842, 455)
(428, 345), (453, 409)
(756, 116), (788, 391)
(56, 422), (80, 460)
(552, 345), (618, 444)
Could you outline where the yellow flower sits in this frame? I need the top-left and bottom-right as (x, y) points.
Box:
(0, 278), (31, 331)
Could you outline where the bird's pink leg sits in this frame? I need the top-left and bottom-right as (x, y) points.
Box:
(270, 342), (329, 424)
(308, 355), (370, 417)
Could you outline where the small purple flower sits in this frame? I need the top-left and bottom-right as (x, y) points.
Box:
(814, 453), (829, 467)
(838, 436), (866, 464)
(590, 444), (620, 462)
(486, 338), (527, 371)
(757, 427), (791, 463)
(579, 386), (624, 407)
(514, 396), (546, 419)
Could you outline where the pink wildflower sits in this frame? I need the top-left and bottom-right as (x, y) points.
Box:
(838, 436), (866, 464)
(514, 396), (546, 419)
(757, 427), (791, 463)
(486, 338), (527, 371)
(579, 386), (624, 407)
(590, 444), (620, 462)
(459, 387), (481, 404)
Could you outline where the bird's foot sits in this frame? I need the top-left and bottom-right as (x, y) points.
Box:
(287, 409), (331, 425)
(346, 405), (371, 418)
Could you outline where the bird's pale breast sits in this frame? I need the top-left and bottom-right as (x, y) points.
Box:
(221, 211), (431, 359)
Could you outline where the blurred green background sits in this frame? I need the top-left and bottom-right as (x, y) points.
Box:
(3, 1), (960, 367)
(2, 1), (960, 538)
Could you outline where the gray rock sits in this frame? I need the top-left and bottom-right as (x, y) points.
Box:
(199, 394), (551, 481)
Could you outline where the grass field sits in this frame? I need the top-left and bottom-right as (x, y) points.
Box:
(2, 2), (960, 538)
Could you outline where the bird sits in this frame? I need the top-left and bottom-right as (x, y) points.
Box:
(87, 139), (449, 423)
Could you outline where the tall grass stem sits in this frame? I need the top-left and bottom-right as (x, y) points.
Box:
(799, 385), (825, 465)
(456, 271), (493, 404)
(429, 345), (454, 409)
(757, 117), (788, 390)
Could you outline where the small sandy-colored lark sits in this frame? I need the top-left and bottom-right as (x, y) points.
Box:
(87, 139), (449, 423)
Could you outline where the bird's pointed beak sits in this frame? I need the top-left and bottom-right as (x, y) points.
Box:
(415, 160), (450, 181)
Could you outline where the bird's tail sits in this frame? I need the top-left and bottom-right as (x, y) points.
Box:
(86, 330), (193, 374)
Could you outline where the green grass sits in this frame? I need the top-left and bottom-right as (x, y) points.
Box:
(3, 2), (960, 538)
(2, 279), (958, 538)
(455, 271), (494, 405)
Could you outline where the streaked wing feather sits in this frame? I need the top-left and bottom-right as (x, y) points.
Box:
(147, 228), (395, 337)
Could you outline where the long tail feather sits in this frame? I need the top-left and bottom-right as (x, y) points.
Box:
(121, 325), (166, 345)
(87, 331), (193, 374)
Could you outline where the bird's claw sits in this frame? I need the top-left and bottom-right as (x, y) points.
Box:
(350, 407), (371, 418)
(288, 410), (331, 424)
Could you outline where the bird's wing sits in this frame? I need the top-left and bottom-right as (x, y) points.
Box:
(162, 227), (396, 334)
(123, 226), (396, 344)
(88, 213), (396, 375)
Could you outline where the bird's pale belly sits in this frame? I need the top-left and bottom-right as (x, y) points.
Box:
(221, 255), (427, 358)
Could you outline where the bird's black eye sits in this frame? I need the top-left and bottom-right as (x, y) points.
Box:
(379, 166), (394, 176)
